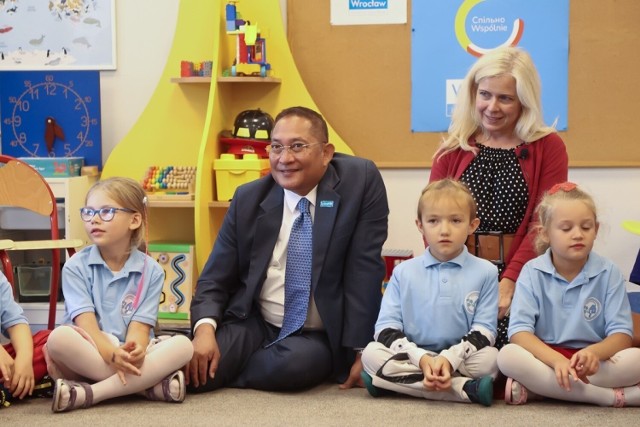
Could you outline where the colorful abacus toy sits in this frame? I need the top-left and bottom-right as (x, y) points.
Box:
(142, 166), (197, 200)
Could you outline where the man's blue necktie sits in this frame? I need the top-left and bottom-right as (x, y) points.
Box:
(271, 197), (313, 345)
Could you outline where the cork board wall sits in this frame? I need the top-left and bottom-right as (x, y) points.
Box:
(287, 0), (640, 168)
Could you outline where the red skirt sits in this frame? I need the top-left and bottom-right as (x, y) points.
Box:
(548, 344), (580, 359)
(2, 329), (51, 381)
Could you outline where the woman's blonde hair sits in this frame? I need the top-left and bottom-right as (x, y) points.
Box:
(85, 177), (148, 250)
(533, 182), (598, 254)
(436, 46), (556, 159)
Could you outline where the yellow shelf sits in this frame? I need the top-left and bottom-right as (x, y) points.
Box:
(170, 76), (212, 84)
(104, 0), (354, 273)
(148, 200), (195, 208)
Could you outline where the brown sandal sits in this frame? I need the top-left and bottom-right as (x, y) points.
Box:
(144, 370), (185, 403)
(52, 379), (94, 413)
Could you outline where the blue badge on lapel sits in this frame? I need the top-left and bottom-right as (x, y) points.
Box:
(319, 200), (334, 208)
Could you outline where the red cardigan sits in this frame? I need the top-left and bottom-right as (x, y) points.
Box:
(429, 133), (568, 282)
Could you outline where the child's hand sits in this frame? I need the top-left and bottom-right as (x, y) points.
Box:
(552, 358), (575, 391)
(421, 355), (452, 391)
(110, 346), (142, 384)
(0, 346), (15, 386)
(430, 356), (453, 390)
(570, 349), (599, 383)
(124, 340), (146, 368)
(9, 356), (35, 399)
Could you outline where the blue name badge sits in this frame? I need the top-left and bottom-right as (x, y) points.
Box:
(319, 200), (334, 208)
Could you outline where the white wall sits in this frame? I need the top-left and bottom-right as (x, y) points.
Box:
(382, 168), (640, 285)
(99, 0), (179, 154)
(103, 1), (640, 282)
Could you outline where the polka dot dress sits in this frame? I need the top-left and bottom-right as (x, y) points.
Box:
(460, 143), (528, 349)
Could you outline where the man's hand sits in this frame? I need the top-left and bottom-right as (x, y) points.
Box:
(186, 324), (220, 388)
(339, 352), (364, 389)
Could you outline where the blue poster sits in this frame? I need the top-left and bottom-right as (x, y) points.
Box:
(411, 0), (568, 132)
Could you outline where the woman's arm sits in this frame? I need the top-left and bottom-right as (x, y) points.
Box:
(502, 134), (568, 284)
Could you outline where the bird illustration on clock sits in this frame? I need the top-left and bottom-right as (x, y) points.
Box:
(0, 71), (102, 167)
(44, 116), (65, 153)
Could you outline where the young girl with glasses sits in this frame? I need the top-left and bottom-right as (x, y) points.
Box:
(44, 177), (193, 412)
(498, 182), (640, 407)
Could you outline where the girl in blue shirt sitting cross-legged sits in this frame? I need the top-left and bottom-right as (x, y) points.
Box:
(45, 177), (193, 412)
(498, 182), (640, 407)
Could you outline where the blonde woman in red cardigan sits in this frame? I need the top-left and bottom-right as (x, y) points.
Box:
(429, 46), (568, 349)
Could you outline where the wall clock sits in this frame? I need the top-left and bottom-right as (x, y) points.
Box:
(0, 71), (102, 167)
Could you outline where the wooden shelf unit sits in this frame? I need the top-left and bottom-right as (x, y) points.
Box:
(209, 201), (231, 208)
(170, 76), (212, 84)
(171, 76), (281, 84)
(102, 0), (352, 273)
(217, 76), (281, 83)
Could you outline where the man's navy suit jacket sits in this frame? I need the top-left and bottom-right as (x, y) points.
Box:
(191, 153), (389, 381)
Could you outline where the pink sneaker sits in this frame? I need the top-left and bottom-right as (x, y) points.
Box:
(613, 388), (625, 408)
(505, 377), (528, 405)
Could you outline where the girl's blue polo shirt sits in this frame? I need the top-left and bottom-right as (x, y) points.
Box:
(375, 246), (499, 352)
(509, 250), (633, 348)
(62, 245), (164, 343)
(0, 272), (28, 337)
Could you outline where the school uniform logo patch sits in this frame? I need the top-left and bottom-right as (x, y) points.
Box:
(121, 293), (136, 316)
(465, 291), (479, 315)
(583, 297), (601, 321)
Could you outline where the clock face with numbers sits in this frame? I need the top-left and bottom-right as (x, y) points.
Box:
(0, 71), (102, 167)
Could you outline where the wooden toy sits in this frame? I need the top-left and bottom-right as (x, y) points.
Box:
(142, 165), (196, 200)
(381, 249), (413, 292)
(180, 60), (213, 77)
(149, 242), (196, 321)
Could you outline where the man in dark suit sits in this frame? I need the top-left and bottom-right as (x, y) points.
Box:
(186, 106), (389, 391)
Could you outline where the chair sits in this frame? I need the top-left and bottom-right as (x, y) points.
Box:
(0, 155), (83, 329)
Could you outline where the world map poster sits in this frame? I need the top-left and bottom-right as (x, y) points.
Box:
(0, 0), (115, 70)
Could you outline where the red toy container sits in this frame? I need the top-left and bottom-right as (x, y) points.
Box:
(382, 249), (413, 282)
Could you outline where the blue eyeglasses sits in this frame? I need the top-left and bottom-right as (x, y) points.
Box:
(80, 207), (135, 222)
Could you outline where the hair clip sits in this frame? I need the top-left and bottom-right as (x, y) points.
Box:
(548, 182), (577, 195)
